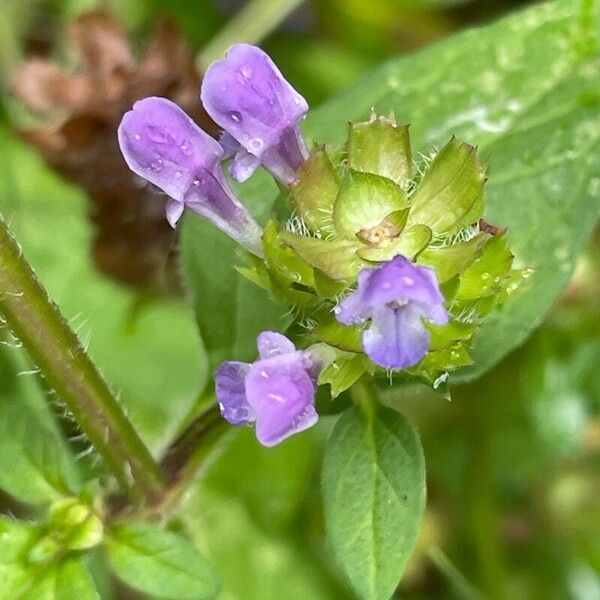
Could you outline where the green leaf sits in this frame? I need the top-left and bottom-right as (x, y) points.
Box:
(181, 173), (291, 370)
(408, 137), (485, 234)
(319, 354), (368, 398)
(0, 402), (76, 504)
(303, 0), (600, 380)
(0, 518), (39, 600)
(10, 558), (99, 600)
(418, 233), (490, 282)
(54, 559), (98, 600)
(333, 170), (408, 239)
(262, 220), (315, 287)
(347, 114), (412, 186)
(322, 405), (426, 600)
(279, 231), (363, 281)
(203, 426), (319, 531)
(289, 148), (338, 232)
(0, 345), (79, 504)
(106, 522), (220, 600)
(312, 315), (362, 353)
(184, 489), (347, 600)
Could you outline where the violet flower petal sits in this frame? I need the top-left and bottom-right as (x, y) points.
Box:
(215, 361), (255, 425)
(334, 268), (377, 325)
(245, 352), (317, 447)
(256, 330), (296, 359)
(201, 44), (309, 184)
(362, 303), (430, 369)
(361, 256), (445, 308)
(118, 96), (264, 255)
(118, 96), (222, 202)
(165, 199), (185, 228)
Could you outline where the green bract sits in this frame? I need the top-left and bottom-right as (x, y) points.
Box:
(239, 112), (525, 396)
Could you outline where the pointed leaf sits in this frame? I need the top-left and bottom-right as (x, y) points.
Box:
(348, 114), (412, 187)
(290, 148), (339, 233)
(322, 405), (426, 600)
(408, 137), (485, 234)
(106, 522), (220, 600)
(280, 231), (363, 281)
(418, 233), (490, 282)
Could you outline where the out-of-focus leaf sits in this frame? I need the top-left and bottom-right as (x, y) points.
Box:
(106, 522), (220, 600)
(0, 517), (39, 600)
(0, 402), (77, 504)
(0, 344), (80, 504)
(184, 488), (348, 600)
(322, 405), (426, 600)
(181, 173), (291, 371)
(0, 131), (205, 448)
(202, 426), (319, 531)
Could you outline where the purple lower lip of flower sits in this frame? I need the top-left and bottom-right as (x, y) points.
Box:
(335, 255), (449, 369)
(201, 44), (309, 185)
(118, 96), (263, 256)
(214, 331), (318, 446)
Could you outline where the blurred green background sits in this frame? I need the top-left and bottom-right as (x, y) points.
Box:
(0, 1), (598, 598)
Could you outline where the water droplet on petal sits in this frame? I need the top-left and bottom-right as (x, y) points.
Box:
(229, 111), (243, 123)
(179, 141), (193, 156)
(249, 138), (264, 152)
(149, 157), (163, 172)
(402, 276), (414, 286)
(134, 134), (141, 140)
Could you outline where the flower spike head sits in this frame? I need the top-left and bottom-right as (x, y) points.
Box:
(215, 331), (318, 446)
(201, 44), (309, 185)
(335, 255), (448, 369)
(118, 96), (263, 255)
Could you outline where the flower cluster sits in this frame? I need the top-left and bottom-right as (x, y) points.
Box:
(118, 44), (525, 446)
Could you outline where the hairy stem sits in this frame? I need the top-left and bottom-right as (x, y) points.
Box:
(198, 0), (306, 69)
(0, 216), (165, 504)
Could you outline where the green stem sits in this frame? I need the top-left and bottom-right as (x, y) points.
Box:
(0, 216), (165, 505)
(198, 0), (306, 69)
(428, 546), (485, 600)
(160, 403), (228, 488)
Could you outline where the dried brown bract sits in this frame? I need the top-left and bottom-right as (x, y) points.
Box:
(12, 11), (217, 295)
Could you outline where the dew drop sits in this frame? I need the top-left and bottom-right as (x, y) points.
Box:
(179, 141), (193, 156)
(450, 350), (460, 360)
(134, 133), (141, 140)
(192, 178), (202, 187)
(249, 138), (264, 152)
(229, 111), (243, 123)
(149, 157), (163, 172)
(481, 272), (491, 281)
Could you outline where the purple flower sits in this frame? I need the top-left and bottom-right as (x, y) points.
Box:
(215, 331), (318, 446)
(335, 255), (448, 369)
(118, 96), (263, 255)
(201, 44), (309, 185)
